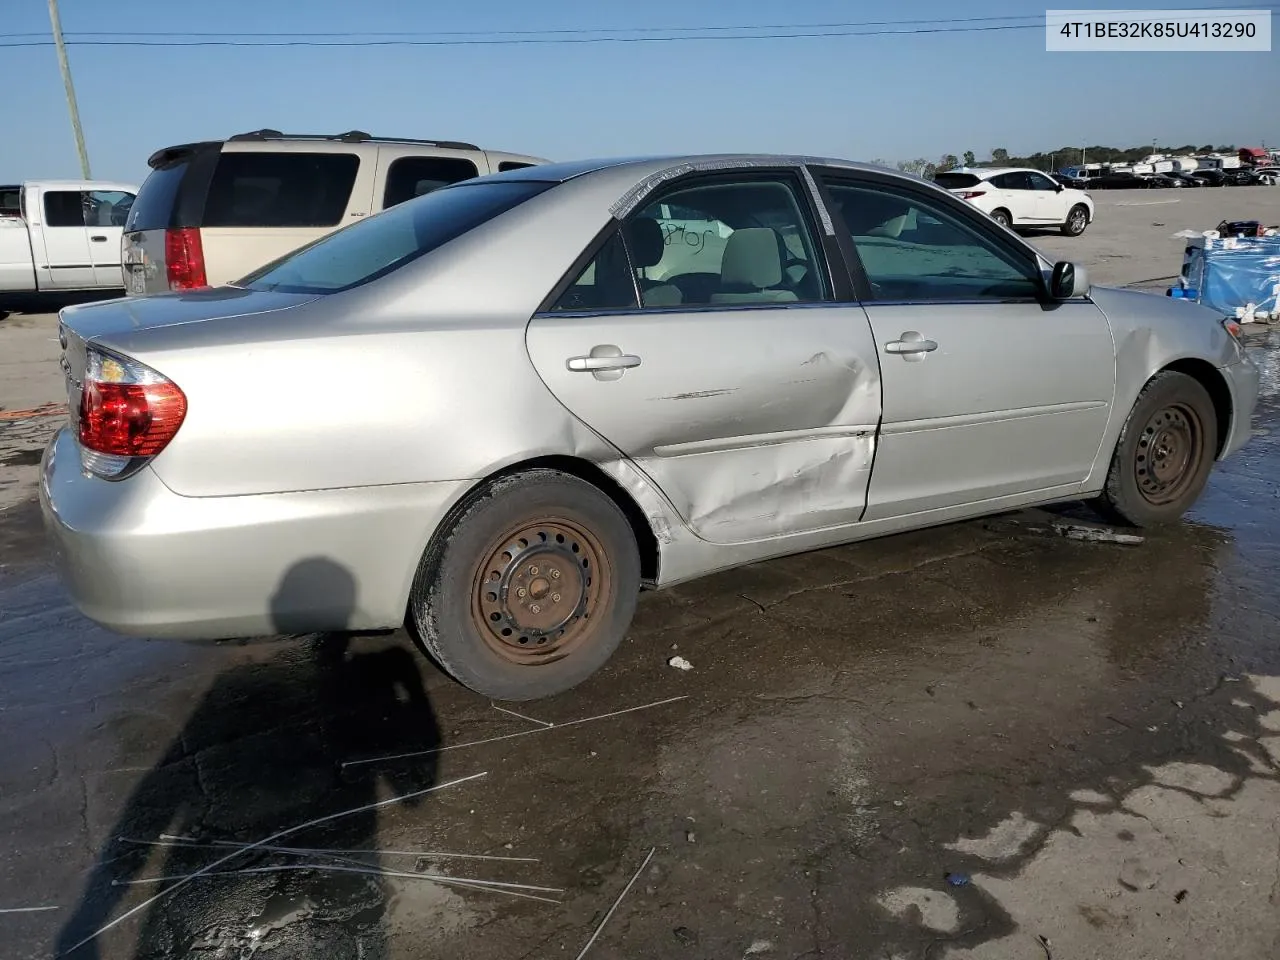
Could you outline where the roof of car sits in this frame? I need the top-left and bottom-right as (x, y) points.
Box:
(18, 179), (138, 192)
(946, 167), (1047, 178)
(481, 153), (910, 185)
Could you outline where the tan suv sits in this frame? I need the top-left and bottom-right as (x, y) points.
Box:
(121, 129), (547, 295)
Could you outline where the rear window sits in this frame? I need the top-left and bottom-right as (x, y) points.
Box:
(125, 161), (190, 232)
(238, 179), (553, 295)
(383, 156), (479, 209)
(203, 152), (360, 228)
(933, 173), (982, 189)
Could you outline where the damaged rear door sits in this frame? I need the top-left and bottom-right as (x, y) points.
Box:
(526, 168), (883, 545)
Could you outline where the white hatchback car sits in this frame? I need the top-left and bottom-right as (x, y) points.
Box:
(934, 167), (1095, 236)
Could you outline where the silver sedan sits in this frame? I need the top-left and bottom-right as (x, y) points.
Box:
(41, 154), (1259, 700)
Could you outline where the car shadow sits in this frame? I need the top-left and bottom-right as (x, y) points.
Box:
(53, 558), (441, 959)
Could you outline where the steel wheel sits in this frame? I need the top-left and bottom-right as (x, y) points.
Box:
(1096, 371), (1219, 528)
(1134, 403), (1204, 506)
(407, 468), (641, 701)
(469, 517), (611, 666)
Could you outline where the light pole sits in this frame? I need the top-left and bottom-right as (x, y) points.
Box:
(47, 0), (91, 179)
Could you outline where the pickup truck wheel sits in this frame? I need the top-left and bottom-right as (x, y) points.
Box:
(1095, 371), (1218, 527)
(407, 469), (640, 701)
(1061, 205), (1090, 236)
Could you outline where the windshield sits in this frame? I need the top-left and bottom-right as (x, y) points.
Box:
(238, 179), (554, 294)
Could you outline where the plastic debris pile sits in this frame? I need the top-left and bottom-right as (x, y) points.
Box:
(1169, 221), (1280, 323)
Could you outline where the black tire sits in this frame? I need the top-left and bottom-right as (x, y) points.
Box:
(990, 208), (1012, 229)
(407, 469), (641, 701)
(1061, 204), (1089, 236)
(1095, 371), (1218, 527)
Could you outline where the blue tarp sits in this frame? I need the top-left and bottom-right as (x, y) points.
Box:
(1173, 236), (1280, 318)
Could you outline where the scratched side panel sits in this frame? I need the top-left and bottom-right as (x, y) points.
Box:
(525, 303), (883, 544)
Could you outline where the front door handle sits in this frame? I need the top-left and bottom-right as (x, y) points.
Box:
(90, 235), (108, 242)
(566, 345), (642, 381)
(567, 355), (642, 372)
(885, 331), (938, 361)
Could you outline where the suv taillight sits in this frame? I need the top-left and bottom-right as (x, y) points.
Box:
(165, 227), (207, 291)
(957, 190), (987, 199)
(77, 346), (187, 480)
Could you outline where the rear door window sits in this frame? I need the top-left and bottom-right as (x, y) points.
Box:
(382, 156), (479, 208)
(202, 152), (359, 228)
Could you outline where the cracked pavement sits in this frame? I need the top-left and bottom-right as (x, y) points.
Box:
(4, 192), (1280, 958)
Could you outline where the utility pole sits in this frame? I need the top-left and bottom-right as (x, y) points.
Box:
(47, 0), (91, 179)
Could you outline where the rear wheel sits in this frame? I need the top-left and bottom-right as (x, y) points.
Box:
(1095, 371), (1218, 527)
(1061, 204), (1089, 236)
(407, 469), (641, 701)
(990, 208), (1012, 229)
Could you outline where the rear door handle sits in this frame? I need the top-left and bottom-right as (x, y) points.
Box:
(567, 355), (642, 372)
(90, 235), (107, 242)
(885, 331), (938, 361)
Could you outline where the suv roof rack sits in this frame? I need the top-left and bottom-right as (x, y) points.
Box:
(227, 129), (481, 150)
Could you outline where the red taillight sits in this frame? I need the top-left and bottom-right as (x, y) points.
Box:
(77, 347), (186, 478)
(957, 190), (987, 199)
(164, 227), (207, 291)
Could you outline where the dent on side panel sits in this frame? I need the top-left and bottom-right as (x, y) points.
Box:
(642, 343), (880, 545)
(646, 434), (876, 544)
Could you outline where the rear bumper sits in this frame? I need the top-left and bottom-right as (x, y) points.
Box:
(39, 427), (471, 639)
(1219, 355), (1260, 460)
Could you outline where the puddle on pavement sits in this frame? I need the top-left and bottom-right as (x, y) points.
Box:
(5, 339), (1280, 958)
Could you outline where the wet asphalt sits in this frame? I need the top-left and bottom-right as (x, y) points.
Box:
(3, 331), (1280, 959)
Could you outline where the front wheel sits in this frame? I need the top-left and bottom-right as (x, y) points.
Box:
(407, 469), (641, 701)
(1061, 204), (1089, 236)
(1095, 371), (1218, 527)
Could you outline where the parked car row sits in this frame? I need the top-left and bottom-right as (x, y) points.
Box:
(1086, 168), (1277, 189)
(7, 133), (1277, 316)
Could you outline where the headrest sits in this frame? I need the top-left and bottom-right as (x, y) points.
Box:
(625, 217), (666, 269)
(719, 228), (783, 290)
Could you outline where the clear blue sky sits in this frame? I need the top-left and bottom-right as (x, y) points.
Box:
(2, 0), (1276, 185)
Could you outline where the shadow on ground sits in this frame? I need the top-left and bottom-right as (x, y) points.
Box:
(53, 559), (441, 959)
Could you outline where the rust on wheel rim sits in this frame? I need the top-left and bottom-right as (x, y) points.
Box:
(469, 517), (611, 666)
(1135, 402), (1203, 506)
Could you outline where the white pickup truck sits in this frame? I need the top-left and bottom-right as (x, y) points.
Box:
(0, 179), (139, 314)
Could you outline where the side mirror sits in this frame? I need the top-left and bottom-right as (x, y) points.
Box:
(1049, 261), (1089, 299)
(1054, 182), (1064, 192)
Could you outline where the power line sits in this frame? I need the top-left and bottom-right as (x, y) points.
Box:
(0, 14), (1050, 38)
(0, 24), (1044, 47)
(1, 4), (1274, 47)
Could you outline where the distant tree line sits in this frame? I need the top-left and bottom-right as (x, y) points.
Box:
(869, 144), (1240, 179)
